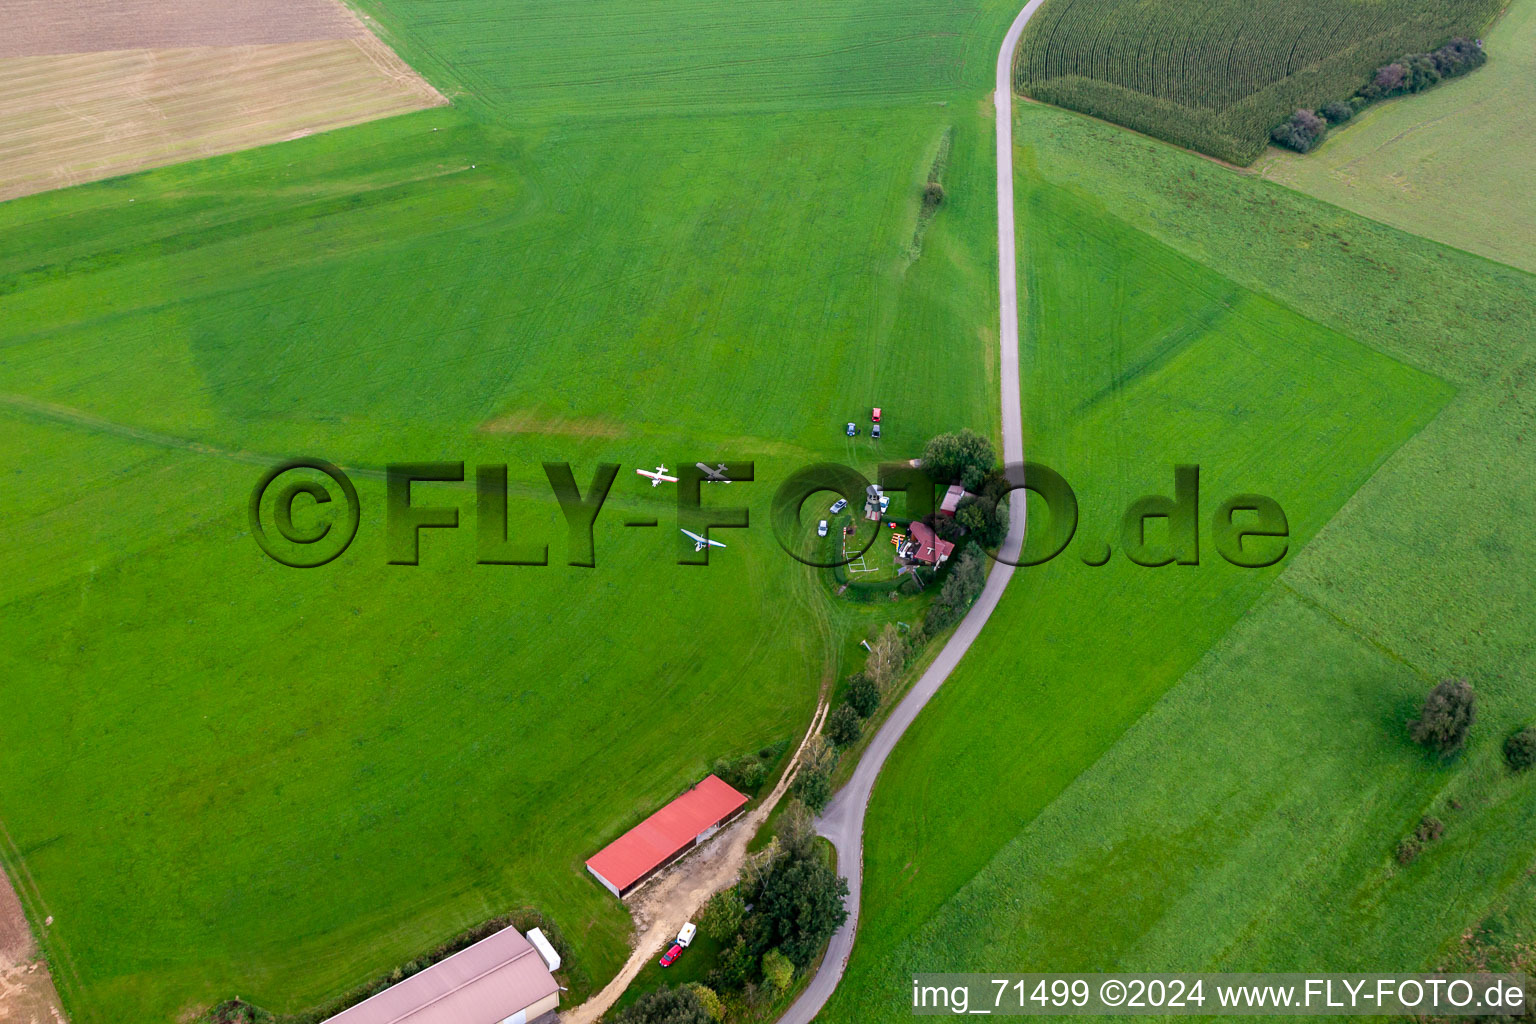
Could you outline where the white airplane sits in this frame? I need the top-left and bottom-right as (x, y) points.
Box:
(636, 465), (679, 487)
(681, 528), (727, 553)
(696, 462), (732, 483)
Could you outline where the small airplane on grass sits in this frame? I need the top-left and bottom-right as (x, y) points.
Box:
(682, 529), (727, 553)
(636, 465), (679, 487)
(696, 462), (732, 483)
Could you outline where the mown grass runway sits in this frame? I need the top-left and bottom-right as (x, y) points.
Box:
(822, 102), (1536, 1021)
(0, 0), (1023, 1019)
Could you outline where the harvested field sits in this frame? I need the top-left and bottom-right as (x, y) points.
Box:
(1, 0), (365, 59)
(0, 869), (64, 1024)
(0, 0), (444, 203)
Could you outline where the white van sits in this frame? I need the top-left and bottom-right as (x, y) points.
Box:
(677, 922), (697, 947)
(818, 520), (829, 537)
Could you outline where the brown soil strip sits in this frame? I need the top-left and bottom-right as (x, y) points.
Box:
(0, 869), (66, 1024)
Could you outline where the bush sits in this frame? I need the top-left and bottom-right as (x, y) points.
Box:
(1409, 678), (1476, 756)
(1320, 101), (1354, 124)
(762, 948), (795, 993)
(847, 673), (880, 718)
(1415, 816), (1445, 843)
(614, 985), (715, 1024)
(922, 181), (945, 207)
(826, 704), (862, 747)
(699, 886), (746, 941)
(686, 984), (724, 1022)
(1504, 727), (1536, 772)
(1271, 109), (1327, 152)
(1396, 837), (1423, 865)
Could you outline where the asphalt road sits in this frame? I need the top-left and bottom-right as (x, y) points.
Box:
(775, 4), (1040, 1021)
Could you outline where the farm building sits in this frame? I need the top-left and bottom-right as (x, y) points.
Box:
(319, 925), (559, 1024)
(586, 775), (748, 898)
(938, 484), (977, 517)
(900, 520), (955, 566)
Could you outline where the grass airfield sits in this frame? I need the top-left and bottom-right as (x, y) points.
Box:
(825, 101), (1536, 1021)
(0, 0), (1018, 1018)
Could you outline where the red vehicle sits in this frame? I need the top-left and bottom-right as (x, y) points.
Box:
(660, 943), (683, 968)
(871, 407), (882, 422)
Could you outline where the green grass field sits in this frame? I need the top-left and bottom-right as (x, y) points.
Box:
(0, 0), (1026, 1019)
(1257, 0), (1536, 274)
(1014, 0), (1503, 163)
(820, 101), (1536, 1021)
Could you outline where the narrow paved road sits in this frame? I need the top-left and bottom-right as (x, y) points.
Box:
(775, 3), (1040, 1021)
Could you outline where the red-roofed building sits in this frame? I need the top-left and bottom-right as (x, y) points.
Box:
(900, 520), (955, 566)
(587, 775), (748, 898)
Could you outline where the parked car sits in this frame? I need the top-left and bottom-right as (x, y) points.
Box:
(879, 495), (891, 513)
(872, 423), (881, 439)
(845, 422), (857, 437)
(660, 943), (683, 968)
(830, 498), (848, 514)
(677, 922), (697, 947)
(872, 407), (882, 422)
(818, 520), (829, 537)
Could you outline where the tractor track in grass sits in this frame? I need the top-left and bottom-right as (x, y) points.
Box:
(774, 2), (1038, 1020)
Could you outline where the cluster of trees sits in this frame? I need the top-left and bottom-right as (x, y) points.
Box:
(920, 431), (1010, 550)
(618, 806), (849, 1024)
(711, 742), (788, 795)
(794, 625), (910, 812)
(922, 548), (986, 636)
(1273, 38), (1484, 154)
(700, 807), (849, 1003)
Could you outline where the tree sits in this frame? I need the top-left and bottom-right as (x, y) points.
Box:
(864, 624), (908, 695)
(955, 494), (1008, 547)
(1270, 109), (1326, 153)
(708, 937), (758, 993)
(614, 985), (715, 1024)
(776, 799), (818, 862)
(1409, 678), (1476, 756)
(921, 429), (996, 486)
(699, 886), (746, 941)
(924, 547), (986, 634)
(847, 673), (880, 718)
(761, 948), (794, 993)
(753, 851), (850, 968)
(686, 984), (724, 1022)
(826, 704), (862, 747)
(1320, 101), (1353, 124)
(1505, 727), (1536, 772)
(793, 738), (837, 813)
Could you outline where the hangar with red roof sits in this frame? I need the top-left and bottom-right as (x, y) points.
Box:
(586, 774), (748, 898)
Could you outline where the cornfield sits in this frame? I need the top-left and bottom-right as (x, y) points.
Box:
(1014, 0), (1504, 163)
